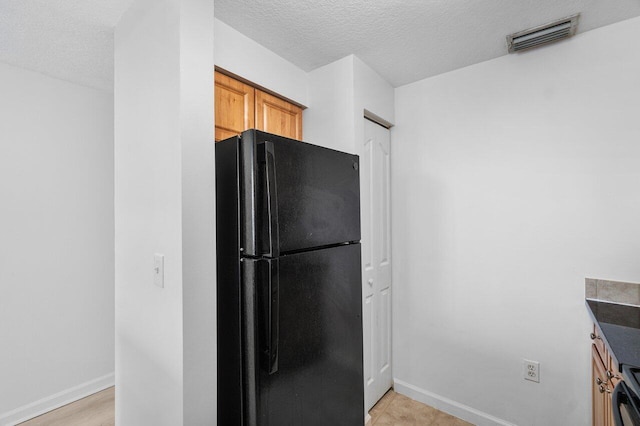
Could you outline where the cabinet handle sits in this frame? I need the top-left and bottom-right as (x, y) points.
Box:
(599, 385), (611, 394)
(590, 332), (601, 340)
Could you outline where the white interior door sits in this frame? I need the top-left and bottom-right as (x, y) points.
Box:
(362, 118), (392, 411)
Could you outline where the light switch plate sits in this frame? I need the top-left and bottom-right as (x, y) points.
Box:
(154, 254), (164, 288)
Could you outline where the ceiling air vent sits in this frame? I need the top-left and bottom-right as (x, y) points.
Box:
(507, 14), (580, 53)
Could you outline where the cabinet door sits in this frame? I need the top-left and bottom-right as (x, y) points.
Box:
(214, 71), (255, 142)
(592, 345), (612, 426)
(255, 89), (303, 141)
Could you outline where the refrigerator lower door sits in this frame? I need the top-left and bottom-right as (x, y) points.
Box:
(256, 243), (363, 426)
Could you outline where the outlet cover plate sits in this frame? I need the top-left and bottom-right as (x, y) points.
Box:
(524, 359), (540, 383)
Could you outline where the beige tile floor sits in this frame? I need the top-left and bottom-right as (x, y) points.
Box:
(18, 385), (471, 426)
(370, 390), (474, 426)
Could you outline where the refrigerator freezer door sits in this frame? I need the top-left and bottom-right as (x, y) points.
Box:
(240, 130), (361, 256)
(255, 243), (364, 426)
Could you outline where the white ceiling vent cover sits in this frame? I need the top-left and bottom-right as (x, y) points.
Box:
(507, 14), (580, 53)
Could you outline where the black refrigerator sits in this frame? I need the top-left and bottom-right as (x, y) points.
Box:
(216, 130), (364, 426)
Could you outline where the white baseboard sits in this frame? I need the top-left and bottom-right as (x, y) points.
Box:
(365, 412), (372, 425)
(0, 373), (115, 426)
(393, 378), (516, 426)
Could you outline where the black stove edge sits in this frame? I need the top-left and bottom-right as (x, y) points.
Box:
(622, 365), (640, 400)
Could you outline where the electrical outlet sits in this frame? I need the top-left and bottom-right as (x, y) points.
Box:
(524, 359), (540, 383)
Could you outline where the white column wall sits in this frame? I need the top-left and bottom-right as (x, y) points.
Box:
(114, 0), (214, 424)
(181, 0), (216, 423)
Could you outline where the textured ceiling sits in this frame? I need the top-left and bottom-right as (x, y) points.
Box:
(2, 0), (640, 91)
(0, 0), (133, 91)
(215, 0), (640, 87)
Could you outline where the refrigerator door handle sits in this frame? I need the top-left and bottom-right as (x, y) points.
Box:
(261, 141), (280, 257)
(262, 258), (279, 375)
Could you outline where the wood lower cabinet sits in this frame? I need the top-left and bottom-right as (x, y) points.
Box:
(592, 345), (611, 426)
(214, 71), (303, 142)
(591, 325), (621, 426)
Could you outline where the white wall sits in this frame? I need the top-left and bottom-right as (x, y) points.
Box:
(0, 62), (114, 425)
(392, 17), (640, 426)
(180, 0), (216, 423)
(214, 18), (308, 106)
(305, 56), (355, 152)
(114, 0), (214, 424)
(305, 55), (394, 154)
(353, 55), (394, 128)
(353, 54), (394, 157)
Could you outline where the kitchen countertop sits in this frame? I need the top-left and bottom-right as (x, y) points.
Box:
(586, 299), (640, 370)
